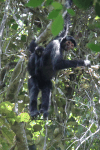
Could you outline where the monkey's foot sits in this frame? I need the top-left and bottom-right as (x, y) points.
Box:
(40, 109), (49, 119)
(30, 110), (40, 119)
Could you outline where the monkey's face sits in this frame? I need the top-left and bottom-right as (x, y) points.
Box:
(64, 40), (74, 51)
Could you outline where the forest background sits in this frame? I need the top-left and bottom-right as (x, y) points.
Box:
(0, 0), (100, 150)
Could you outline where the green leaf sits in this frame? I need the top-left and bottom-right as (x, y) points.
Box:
(90, 124), (97, 133)
(0, 101), (13, 114)
(25, 0), (44, 8)
(33, 124), (42, 132)
(87, 43), (100, 52)
(95, 23), (100, 28)
(1, 142), (8, 150)
(51, 14), (64, 36)
(11, 24), (18, 30)
(21, 35), (26, 42)
(0, 118), (5, 126)
(10, 19), (15, 23)
(89, 23), (100, 29)
(45, 0), (53, 6)
(67, 9), (75, 16)
(52, 2), (63, 10)
(95, 2), (100, 17)
(2, 127), (15, 144)
(18, 113), (30, 122)
(73, 0), (93, 10)
(48, 10), (61, 19)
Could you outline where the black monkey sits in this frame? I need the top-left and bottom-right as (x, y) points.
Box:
(28, 36), (90, 119)
(29, 40), (44, 75)
(29, 40), (44, 56)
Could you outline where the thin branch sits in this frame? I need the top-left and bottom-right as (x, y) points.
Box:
(0, 0), (10, 69)
(43, 120), (48, 150)
(76, 128), (100, 150)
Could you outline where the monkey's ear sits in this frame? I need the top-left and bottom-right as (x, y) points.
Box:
(84, 60), (91, 67)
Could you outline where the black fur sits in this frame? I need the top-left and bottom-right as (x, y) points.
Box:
(28, 37), (85, 119)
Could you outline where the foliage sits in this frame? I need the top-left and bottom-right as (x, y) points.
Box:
(73, 0), (93, 10)
(0, 0), (100, 150)
(25, 0), (44, 8)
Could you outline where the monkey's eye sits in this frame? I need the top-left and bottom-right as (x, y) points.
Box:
(71, 44), (74, 48)
(66, 41), (70, 45)
(68, 41), (70, 44)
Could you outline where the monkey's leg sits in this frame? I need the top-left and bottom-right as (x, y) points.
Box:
(28, 77), (39, 118)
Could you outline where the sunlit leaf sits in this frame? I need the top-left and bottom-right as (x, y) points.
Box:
(18, 113), (30, 122)
(0, 101), (14, 113)
(52, 2), (63, 10)
(90, 124), (97, 133)
(51, 14), (64, 36)
(48, 10), (61, 19)
(67, 9), (75, 16)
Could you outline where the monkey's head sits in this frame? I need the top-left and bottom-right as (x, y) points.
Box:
(61, 36), (76, 51)
(35, 46), (44, 56)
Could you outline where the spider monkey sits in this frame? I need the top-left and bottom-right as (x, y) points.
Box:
(29, 40), (44, 75)
(28, 36), (90, 119)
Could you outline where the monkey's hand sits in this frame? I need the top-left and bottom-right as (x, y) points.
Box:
(84, 60), (91, 67)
